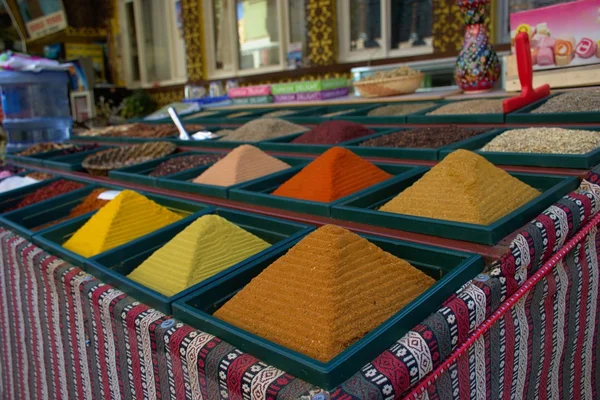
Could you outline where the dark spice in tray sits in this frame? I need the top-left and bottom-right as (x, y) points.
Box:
(149, 154), (224, 177)
(17, 143), (73, 156)
(291, 120), (374, 145)
(33, 188), (110, 231)
(56, 144), (100, 156)
(8, 179), (85, 211)
(26, 172), (54, 181)
(358, 126), (488, 148)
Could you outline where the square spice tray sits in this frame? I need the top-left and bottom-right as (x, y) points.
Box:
(282, 105), (375, 125)
(219, 106), (323, 124)
(86, 208), (314, 314)
(31, 192), (211, 270)
(258, 127), (395, 155)
(406, 100), (507, 124)
(331, 171), (580, 245)
(172, 233), (484, 389)
(156, 156), (312, 199)
(0, 184), (109, 240)
(332, 101), (441, 125)
(0, 177), (88, 214)
(108, 150), (226, 187)
(169, 129), (311, 150)
(5, 146), (82, 167)
(342, 127), (496, 161)
(505, 93), (600, 124)
(229, 164), (426, 217)
(439, 127), (600, 169)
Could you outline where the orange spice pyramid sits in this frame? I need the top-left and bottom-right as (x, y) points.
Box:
(193, 145), (291, 187)
(272, 147), (392, 202)
(380, 149), (540, 225)
(214, 225), (435, 362)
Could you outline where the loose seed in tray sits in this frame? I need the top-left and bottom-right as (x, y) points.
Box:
(358, 126), (488, 148)
(481, 127), (600, 154)
(427, 99), (504, 115)
(532, 91), (600, 113)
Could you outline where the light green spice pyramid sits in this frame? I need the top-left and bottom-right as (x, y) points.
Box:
(127, 214), (270, 296)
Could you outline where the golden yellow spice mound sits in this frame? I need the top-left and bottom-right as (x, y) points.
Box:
(214, 225), (435, 362)
(63, 190), (182, 257)
(380, 149), (540, 225)
(127, 215), (270, 296)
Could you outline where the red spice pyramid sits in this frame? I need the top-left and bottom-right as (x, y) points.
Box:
(272, 147), (392, 202)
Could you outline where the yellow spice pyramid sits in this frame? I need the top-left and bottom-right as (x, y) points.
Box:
(127, 214), (270, 296)
(379, 149), (540, 225)
(63, 190), (183, 258)
(214, 225), (435, 362)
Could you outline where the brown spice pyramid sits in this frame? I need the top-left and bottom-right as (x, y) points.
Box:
(214, 225), (435, 362)
(193, 145), (291, 187)
(380, 149), (540, 225)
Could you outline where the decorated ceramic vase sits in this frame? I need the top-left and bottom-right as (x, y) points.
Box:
(455, 0), (501, 92)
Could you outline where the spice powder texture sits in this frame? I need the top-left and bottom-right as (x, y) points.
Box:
(380, 150), (540, 225)
(128, 215), (270, 296)
(149, 154), (223, 177)
(214, 224), (435, 362)
(426, 99), (504, 115)
(193, 145), (290, 187)
(359, 126), (487, 148)
(63, 190), (182, 257)
(217, 118), (308, 142)
(366, 102), (437, 116)
(291, 120), (374, 145)
(272, 147), (392, 202)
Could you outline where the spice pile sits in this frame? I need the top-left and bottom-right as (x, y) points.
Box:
(321, 109), (356, 118)
(262, 110), (297, 118)
(380, 150), (540, 225)
(273, 147), (392, 202)
(0, 177), (38, 193)
(214, 224), (435, 362)
(481, 127), (600, 154)
(128, 214), (270, 296)
(18, 143), (73, 156)
(63, 190), (183, 257)
(149, 154), (223, 177)
(193, 145), (290, 187)
(367, 102), (437, 116)
(33, 188), (111, 231)
(25, 172), (54, 181)
(226, 111), (253, 119)
(359, 126), (488, 148)
(291, 121), (374, 145)
(9, 180), (85, 211)
(427, 99), (504, 115)
(532, 91), (600, 113)
(217, 118), (308, 142)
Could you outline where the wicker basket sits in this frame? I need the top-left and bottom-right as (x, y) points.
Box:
(354, 73), (424, 98)
(82, 142), (177, 176)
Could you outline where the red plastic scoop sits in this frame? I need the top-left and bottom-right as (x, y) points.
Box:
(502, 31), (551, 114)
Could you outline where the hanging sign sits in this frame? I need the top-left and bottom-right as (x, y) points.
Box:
(17, 0), (68, 40)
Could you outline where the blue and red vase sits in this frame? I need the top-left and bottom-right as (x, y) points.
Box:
(455, 0), (500, 93)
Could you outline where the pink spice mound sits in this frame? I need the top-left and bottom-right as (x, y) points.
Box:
(291, 120), (374, 145)
(193, 145), (291, 187)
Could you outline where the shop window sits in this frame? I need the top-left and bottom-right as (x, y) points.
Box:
(338, 0), (434, 62)
(204, 0), (306, 79)
(119, 0), (187, 88)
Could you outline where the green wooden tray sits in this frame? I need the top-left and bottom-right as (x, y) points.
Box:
(505, 93), (600, 124)
(167, 128), (311, 149)
(221, 106), (323, 125)
(86, 208), (314, 314)
(41, 146), (112, 171)
(0, 177), (89, 214)
(342, 128), (496, 161)
(331, 170), (580, 245)
(182, 108), (268, 125)
(172, 234), (484, 389)
(258, 127), (392, 155)
(407, 101), (507, 124)
(439, 127), (600, 169)
(108, 151), (226, 187)
(333, 101), (442, 125)
(283, 105), (374, 125)
(229, 164), (426, 217)
(156, 156), (311, 198)
(0, 184), (98, 239)
(31, 192), (212, 269)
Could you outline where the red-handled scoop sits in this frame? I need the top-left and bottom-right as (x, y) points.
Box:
(502, 31), (551, 114)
